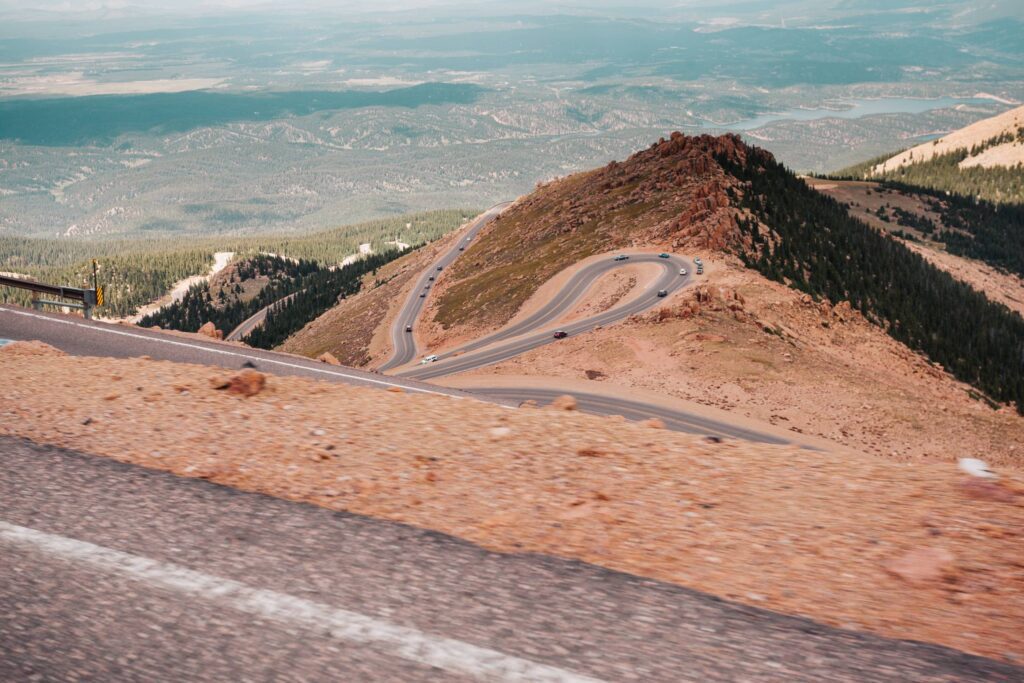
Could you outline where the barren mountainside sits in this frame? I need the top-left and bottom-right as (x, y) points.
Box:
(434, 133), (758, 332)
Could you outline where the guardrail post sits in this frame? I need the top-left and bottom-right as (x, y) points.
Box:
(31, 291), (42, 311)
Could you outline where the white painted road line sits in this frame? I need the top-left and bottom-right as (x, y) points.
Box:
(0, 521), (604, 683)
(0, 307), (456, 399)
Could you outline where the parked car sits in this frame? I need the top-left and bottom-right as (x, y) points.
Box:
(679, 268), (687, 276)
(553, 330), (568, 339)
(613, 255), (629, 261)
(658, 253), (670, 259)
(696, 265), (703, 275)
(657, 289), (668, 297)
(420, 354), (438, 364)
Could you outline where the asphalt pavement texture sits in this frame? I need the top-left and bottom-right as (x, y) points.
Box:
(2, 437), (1021, 682)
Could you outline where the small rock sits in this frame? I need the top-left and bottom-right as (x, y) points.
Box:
(577, 447), (602, 457)
(81, 417), (93, 426)
(642, 417), (666, 429)
(550, 395), (577, 411)
(224, 369), (266, 397)
(387, 386), (404, 393)
(209, 375), (232, 390)
(884, 547), (956, 585)
(584, 369), (607, 381)
(318, 352), (341, 366)
(489, 426), (512, 439)
(959, 458), (995, 479)
(311, 428), (326, 437)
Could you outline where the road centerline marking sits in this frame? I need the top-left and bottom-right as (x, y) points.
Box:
(0, 521), (603, 683)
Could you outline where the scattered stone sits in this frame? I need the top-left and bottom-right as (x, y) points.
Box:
(387, 386), (404, 393)
(318, 352), (341, 366)
(884, 547), (956, 585)
(81, 417), (93, 426)
(213, 369), (266, 397)
(311, 428), (326, 437)
(584, 369), (607, 380)
(577, 447), (603, 457)
(704, 435), (723, 444)
(550, 395), (577, 411)
(519, 400), (539, 408)
(642, 417), (666, 429)
(489, 426), (512, 439)
(242, 360), (257, 369)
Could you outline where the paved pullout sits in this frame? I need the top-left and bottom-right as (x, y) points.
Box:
(2, 437), (1019, 682)
(379, 202), (511, 372)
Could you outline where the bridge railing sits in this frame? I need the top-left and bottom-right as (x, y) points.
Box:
(0, 274), (101, 319)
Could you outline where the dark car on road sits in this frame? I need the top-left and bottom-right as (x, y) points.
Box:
(658, 253), (670, 259)
(405, 325), (412, 332)
(553, 331), (568, 339)
(657, 289), (668, 297)
(613, 255), (629, 261)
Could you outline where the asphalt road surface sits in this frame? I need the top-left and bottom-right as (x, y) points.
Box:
(464, 387), (791, 445)
(398, 253), (690, 380)
(0, 304), (484, 403)
(378, 202), (511, 372)
(3, 437), (1019, 682)
(225, 291), (299, 341)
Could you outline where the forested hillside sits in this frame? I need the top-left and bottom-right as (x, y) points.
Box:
(0, 210), (471, 317)
(720, 150), (1024, 412)
(141, 249), (406, 350)
(140, 255), (323, 333)
(872, 181), (1024, 277)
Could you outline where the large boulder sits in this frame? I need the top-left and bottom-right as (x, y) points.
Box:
(197, 322), (224, 340)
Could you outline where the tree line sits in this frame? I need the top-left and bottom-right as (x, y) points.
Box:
(1, 209), (472, 318)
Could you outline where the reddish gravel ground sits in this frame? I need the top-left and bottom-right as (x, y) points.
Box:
(2, 340), (1023, 663)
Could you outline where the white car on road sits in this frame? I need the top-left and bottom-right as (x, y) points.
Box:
(420, 354), (439, 364)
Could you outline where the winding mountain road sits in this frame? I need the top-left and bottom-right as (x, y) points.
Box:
(378, 202), (510, 372)
(396, 253), (691, 380)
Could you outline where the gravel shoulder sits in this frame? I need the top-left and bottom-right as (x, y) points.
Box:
(2, 341), (1022, 663)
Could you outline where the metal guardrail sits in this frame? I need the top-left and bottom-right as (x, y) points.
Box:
(0, 274), (100, 319)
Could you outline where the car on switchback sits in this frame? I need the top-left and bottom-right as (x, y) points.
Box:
(553, 330), (568, 339)
(679, 268), (687, 276)
(658, 253), (670, 259)
(405, 325), (412, 332)
(613, 255), (629, 261)
(657, 289), (668, 297)
(420, 355), (438, 364)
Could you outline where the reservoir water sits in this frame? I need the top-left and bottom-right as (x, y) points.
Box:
(698, 97), (992, 131)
